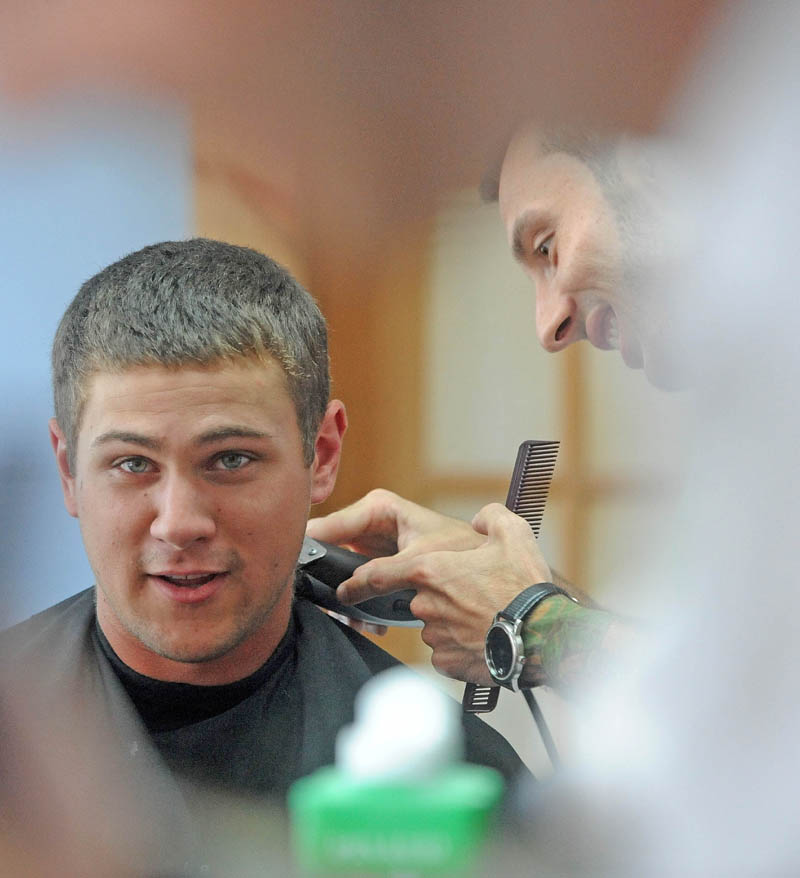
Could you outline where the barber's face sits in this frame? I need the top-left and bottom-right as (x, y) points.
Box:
(50, 357), (345, 684)
(498, 129), (671, 385)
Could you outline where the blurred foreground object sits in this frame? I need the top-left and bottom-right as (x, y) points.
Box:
(0, 669), (296, 877)
(500, 2), (800, 874)
(289, 667), (504, 877)
(0, 669), (177, 877)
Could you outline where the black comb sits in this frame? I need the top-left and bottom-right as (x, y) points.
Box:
(505, 440), (560, 537)
(463, 439), (559, 713)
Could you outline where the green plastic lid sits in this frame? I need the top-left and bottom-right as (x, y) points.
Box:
(289, 763), (504, 877)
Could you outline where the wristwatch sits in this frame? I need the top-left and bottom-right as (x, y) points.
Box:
(484, 583), (571, 691)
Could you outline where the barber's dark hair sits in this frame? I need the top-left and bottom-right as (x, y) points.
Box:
(52, 238), (329, 468)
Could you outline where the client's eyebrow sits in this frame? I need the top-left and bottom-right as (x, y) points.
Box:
(195, 427), (272, 445)
(91, 426), (272, 451)
(91, 431), (160, 450)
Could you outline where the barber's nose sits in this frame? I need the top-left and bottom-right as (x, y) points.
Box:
(535, 283), (582, 353)
(150, 476), (216, 549)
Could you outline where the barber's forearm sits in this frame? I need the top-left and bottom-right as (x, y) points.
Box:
(519, 595), (633, 693)
(549, 568), (599, 609)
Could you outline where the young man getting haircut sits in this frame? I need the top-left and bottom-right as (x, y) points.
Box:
(1, 238), (522, 870)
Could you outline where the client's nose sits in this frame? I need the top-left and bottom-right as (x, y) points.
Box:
(150, 476), (216, 549)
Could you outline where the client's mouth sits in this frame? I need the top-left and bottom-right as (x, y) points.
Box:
(155, 573), (222, 587)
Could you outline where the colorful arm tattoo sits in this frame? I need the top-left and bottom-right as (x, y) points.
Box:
(519, 594), (625, 693)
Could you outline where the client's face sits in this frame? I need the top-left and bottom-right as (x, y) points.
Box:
(51, 356), (319, 684)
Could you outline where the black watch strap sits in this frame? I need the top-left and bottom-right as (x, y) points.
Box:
(499, 582), (571, 622)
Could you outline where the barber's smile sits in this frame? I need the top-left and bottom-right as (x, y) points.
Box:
(585, 304), (619, 351)
(585, 304), (643, 369)
(147, 570), (230, 604)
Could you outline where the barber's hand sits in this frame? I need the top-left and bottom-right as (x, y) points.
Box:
(307, 492), (552, 684)
(307, 488), (483, 558)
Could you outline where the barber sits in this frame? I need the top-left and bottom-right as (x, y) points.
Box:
(307, 124), (651, 697)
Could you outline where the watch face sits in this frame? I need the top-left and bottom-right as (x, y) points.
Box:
(486, 626), (515, 680)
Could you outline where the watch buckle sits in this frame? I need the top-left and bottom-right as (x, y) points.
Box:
(462, 682), (500, 713)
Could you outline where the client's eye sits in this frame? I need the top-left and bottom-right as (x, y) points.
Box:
(215, 452), (251, 471)
(119, 457), (150, 474)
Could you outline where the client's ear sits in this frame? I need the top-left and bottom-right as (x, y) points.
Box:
(49, 418), (78, 518)
(310, 400), (347, 504)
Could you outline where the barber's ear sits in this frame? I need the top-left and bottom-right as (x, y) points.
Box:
(49, 418), (78, 518)
(310, 400), (347, 504)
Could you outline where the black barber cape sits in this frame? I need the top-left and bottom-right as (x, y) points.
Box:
(2, 581), (526, 872)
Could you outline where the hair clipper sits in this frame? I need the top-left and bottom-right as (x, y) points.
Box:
(296, 537), (421, 628)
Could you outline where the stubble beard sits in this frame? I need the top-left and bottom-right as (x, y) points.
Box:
(97, 551), (295, 666)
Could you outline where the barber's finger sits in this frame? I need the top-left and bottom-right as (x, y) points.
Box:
(306, 489), (405, 556)
(335, 559), (395, 604)
(336, 550), (435, 605)
(306, 501), (377, 545)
